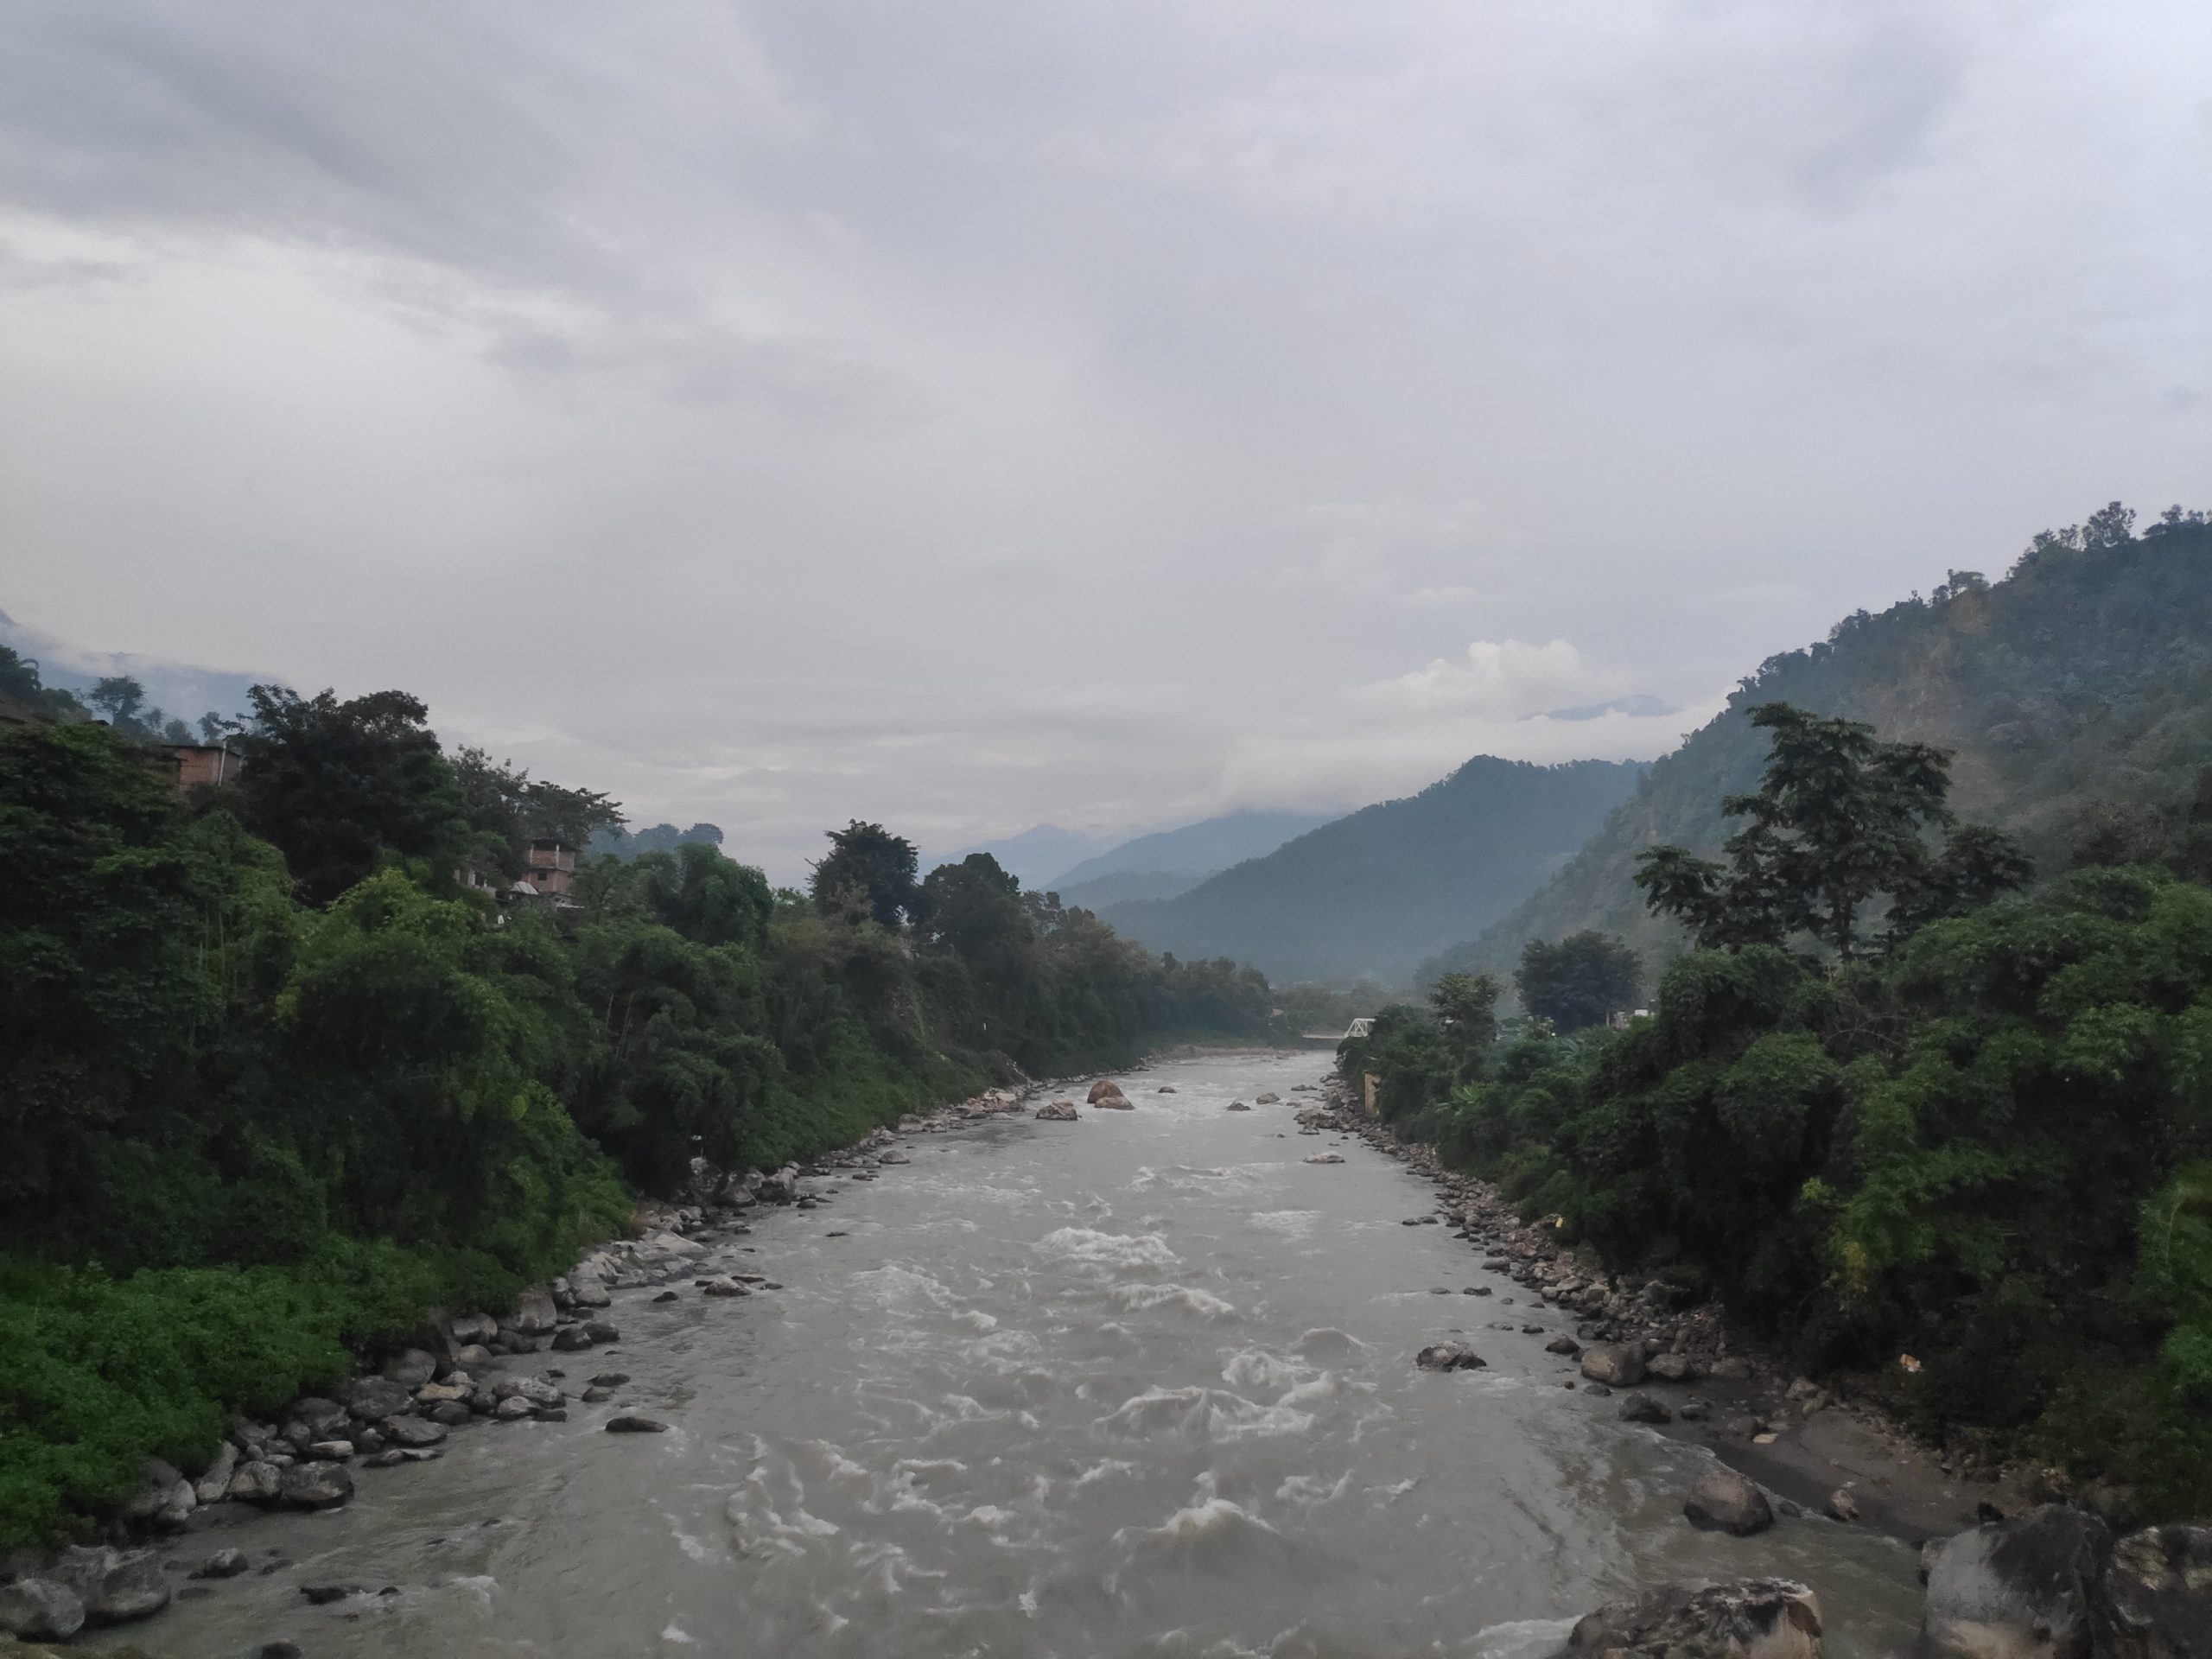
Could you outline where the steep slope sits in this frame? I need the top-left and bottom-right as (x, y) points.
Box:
(1424, 509), (2212, 984)
(1046, 809), (1337, 893)
(1099, 758), (1645, 983)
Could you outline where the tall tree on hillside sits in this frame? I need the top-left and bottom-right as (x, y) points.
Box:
(1430, 969), (1502, 1077)
(234, 685), (469, 904)
(1635, 702), (2030, 959)
(913, 853), (1032, 976)
(1515, 932), (1640, 1031)
(809, 820), (918, 928)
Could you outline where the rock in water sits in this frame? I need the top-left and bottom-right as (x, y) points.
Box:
(193, 1548), (250, 1580)
(511, 1287), (561, 1334)
(1619, 1392), (1672, 1424)
(227, 1459), (285, 1504)
(278, 1461), (356, 1510)
(1034, 1099), (1079, 1121)
(1546, 1335), (1582, 1356)
(1567, 1578), (1821, 1659)
(2100, 1523), (2212, 1659)
(46, 1545), (172, 1625)
(1255, 1092), (1281, 1103)
(382, 1416), (447, 1449)
(1304, 1153), (1344, 1165)
(1226, 1100), (1251, 1111)
(1414, 1341), (1486, 1372)
(1917, 1504), (2109, 1659)
(606, 1415), (669, 1433)
(1684, 1469), (1776, 1536)
(0, 1578), (86, 1641)
(1085, 1080), (1127, 1104)
(1580, 1343), (1647, 1387)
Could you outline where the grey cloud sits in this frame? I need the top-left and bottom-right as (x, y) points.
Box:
(3, 0), (2207, 882)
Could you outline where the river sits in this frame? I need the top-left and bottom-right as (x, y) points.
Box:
(114, 1051), (1927, 1658)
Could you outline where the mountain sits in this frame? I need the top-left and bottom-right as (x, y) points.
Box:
(0, 608), (263, 726)
(1045, 808), (1337, 898)
(929, 823), (1117, 888)
(1420, 506), (2212, 988)
(1098, 757), (1647, 984)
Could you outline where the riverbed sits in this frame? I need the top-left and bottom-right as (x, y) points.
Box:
(114, 1051), (1927, 1657)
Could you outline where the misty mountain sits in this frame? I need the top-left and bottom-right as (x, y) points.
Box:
(0, 608), (262, 728)
(1045, 807), (1337, 896)
(930, 823), (1118, 888)
(1098, 758), (1646, 985)
(1421, 507), (2212, 988)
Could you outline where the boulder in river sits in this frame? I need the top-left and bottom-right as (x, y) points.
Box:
(1580, 1343), (1647, 1387)
(45, 1545), (171, 1625)
(1916, 1503), (2108, 1659)
(1545, 1335), (1582, 1356)
(1304, 1152), (1344, 1164)
(510, 1287), (561, 1335)
(703, 1277), (751, 1297)
(1619, 1392), (1672, 1424)
(279, 1461), (356, 1510)
(1684, 1469), (1775, 1537)
(1034, 1100), (1079, 1121)
(1255, 1092), (1280, 1103)
(607, 1415), (669, 1433)
(383, 1416), (448, 1449)
(449, 1312), (499, 1345)
(0, 1577), (86, 1641)
(1226, 1100), (1251, 1111)
(1647, 1351), (1701, 1382)
(1414, 1341), (1486, 1372)
(1086, 1080), (1128, 1105)
(1567, 1578), (1821, 1659)
(2100, 1522), (2212, 1659)
(226, 1460), (285, 1504)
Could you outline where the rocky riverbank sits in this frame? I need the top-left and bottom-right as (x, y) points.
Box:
(0, 1082), (1052, 1652)
(1298, 1077), (2212, 1657)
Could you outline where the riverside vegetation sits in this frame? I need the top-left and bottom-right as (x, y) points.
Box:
(0, 673), (1275, 1547)
(1345, 690), (2212, 1516)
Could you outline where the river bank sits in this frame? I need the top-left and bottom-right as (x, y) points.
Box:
(1294, 1077), (2031, 1548)
(16, 1048), (2191, 1658)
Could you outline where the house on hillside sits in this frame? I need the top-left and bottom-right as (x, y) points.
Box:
(164, 742), (245, 790)
(523, 839), (578, 900)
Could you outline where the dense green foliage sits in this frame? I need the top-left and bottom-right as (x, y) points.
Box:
(1350, 702), (2212, 1516)
(1514, 931), (1643, 1031)
(0, 674), (1275, 1546)
(1102, 757), (1645, 983)
(1434, 505), (2212, 981)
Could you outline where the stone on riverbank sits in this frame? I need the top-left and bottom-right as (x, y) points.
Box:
(192, 1549), (249, 1580)
(381, 1348), (438, 1388)
(511, 1287), (561, 1335)
(278, 1462), (354, 1510)
(226, 1461), (284, 1504)
(1035, 1100), (1079, 1121)
(1414, 1342), (1486, 1372)
(1580, 1343), (1647, 1387)
(1567, 1578), (1821, 1659)
(0, 1579), (85, 1642)
(45, 1546), (170, 1626)
(1916, 1503), (2107, 1659)
(2101, 1522), (2212, 1659)
(341, 1376), (416, 1421)
(1619, 1392), (1672, 1424)
(1684, 1469), (1774, 1537)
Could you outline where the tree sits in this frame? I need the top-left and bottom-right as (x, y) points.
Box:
(1430, 970), (1502, 1077)
(809, 820), (918, 928)
(233, 685), (469, 904)
(1635, 702), (2030, 960)
(86, 676), (147, 728)
(1515, 932), (1640, 1031)
(913, 854), (1031, 973)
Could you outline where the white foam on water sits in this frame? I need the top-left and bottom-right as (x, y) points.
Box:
(1293, 1326), (1369, 1362)
(1466, 1617), (1579, 1659)
(1109, 1283), (1238, 1319)
(1035, 1226), (1182, 1269)
(1245, 1210), (1322, 1238)
(1275, 1470), (1351, 1507)
(1220, 1345), (1305, 1393)
(956, 1308), (999, 1332)
(660, 1624), (697, 1644)
(1073, 1457), (1138, 1490)
(1092, 1385), (1313, 1442)
(1375, 1476), (1421, 1499)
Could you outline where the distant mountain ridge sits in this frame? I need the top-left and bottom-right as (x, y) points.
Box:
(1099, 757), (1647, 984)
(1420, 508), (2212, 987)
(1045, 808), (1336, 900)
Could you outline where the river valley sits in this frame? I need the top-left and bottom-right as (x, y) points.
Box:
(108, 1051), (1929, 1659)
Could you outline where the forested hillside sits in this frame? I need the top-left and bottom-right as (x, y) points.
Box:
(1425, 505), (2212, 985)
(1048, 808), (1337, 910)
(1347, 683), (2212, 1516)
(0, 665), (1274, 1544)
(1101, 757), (1644, 984)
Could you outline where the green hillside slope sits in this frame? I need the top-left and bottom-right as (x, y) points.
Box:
(1424, 505), (2212, 985)
(1100, 757), (1645, 983)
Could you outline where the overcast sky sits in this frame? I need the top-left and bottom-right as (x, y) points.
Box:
(3, 1), (2206, 880)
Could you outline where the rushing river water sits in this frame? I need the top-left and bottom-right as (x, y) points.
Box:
(115, 1052), (1927, 1658)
